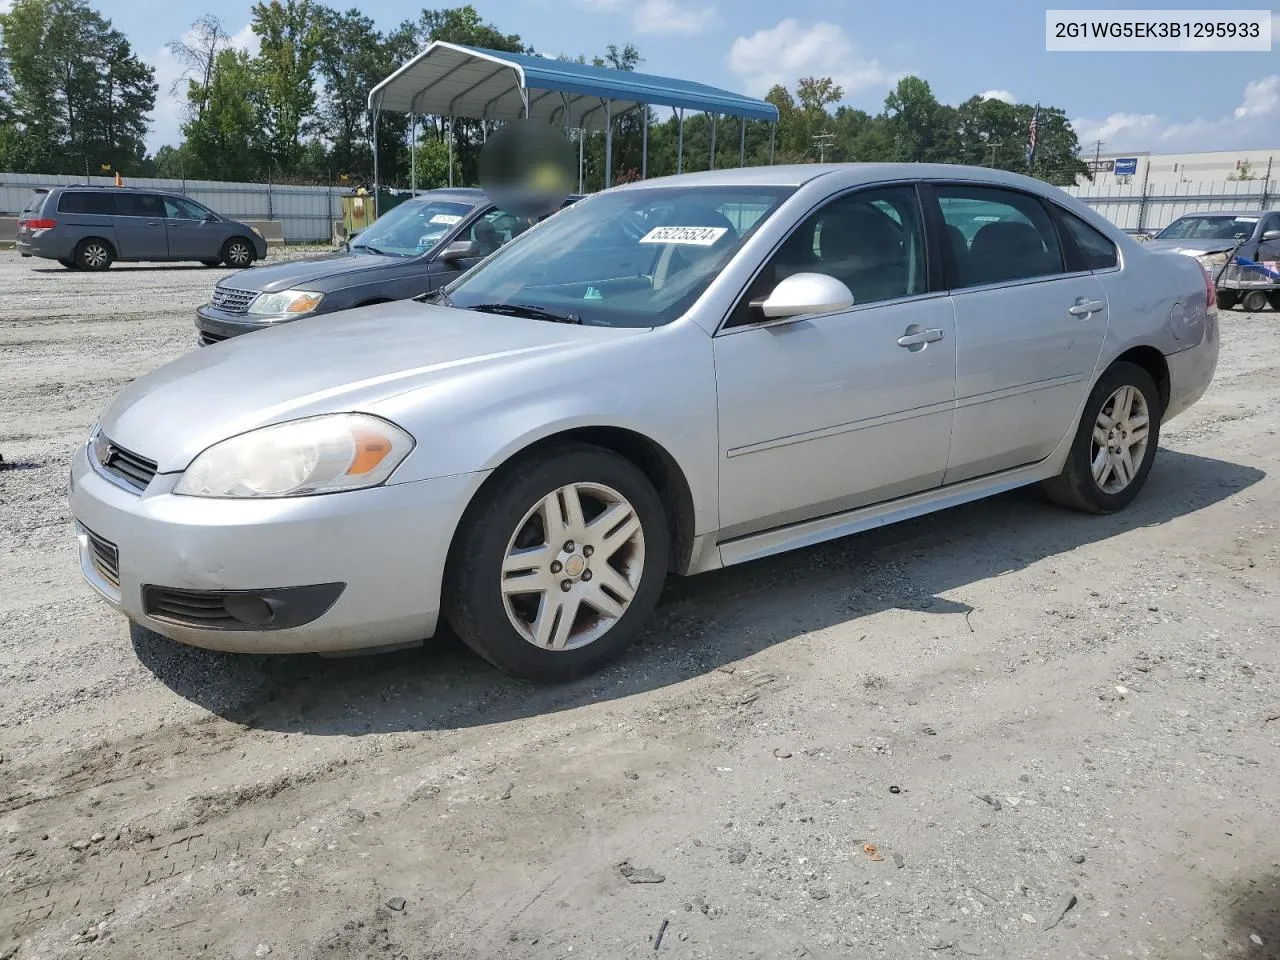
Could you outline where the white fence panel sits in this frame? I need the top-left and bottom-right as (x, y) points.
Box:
(1063, 178), (1277, 233)
(0, 171), (343, 241)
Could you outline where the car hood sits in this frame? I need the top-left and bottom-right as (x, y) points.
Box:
(1143, 238), (1238, 256)
(99, 302), (645, 473)
(219, 250), (418, 293)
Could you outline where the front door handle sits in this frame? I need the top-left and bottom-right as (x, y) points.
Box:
(1068, 298), (1105, 317)
(898, 328), (944, 348)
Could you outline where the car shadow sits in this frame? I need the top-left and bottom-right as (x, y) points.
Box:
(1221, 870), (1280, 955)
(132, 449), (1265, 735)
(30, 265), (228, 274)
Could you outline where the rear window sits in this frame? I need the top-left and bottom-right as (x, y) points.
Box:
(1059, 210), (1119, 271)
(116, 193), (166, 217)
(58, 191), (116, 215)
(21, 191), (49, 216)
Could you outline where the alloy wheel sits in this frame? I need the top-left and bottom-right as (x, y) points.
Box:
(82, 243), (108, 268)
(1091, 384), (1151, 494)
(228, 242), (251, 266)
(500, 482), (646, 651)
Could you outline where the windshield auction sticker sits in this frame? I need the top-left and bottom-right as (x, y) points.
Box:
(639, 226), (729, 246)
(430, 214), (463, 225)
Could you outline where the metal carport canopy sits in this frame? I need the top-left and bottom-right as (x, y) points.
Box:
(367, 41), (779, 131)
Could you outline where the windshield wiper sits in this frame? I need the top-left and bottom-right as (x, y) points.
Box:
(352, 244), (388, 256)
(418, 288), (454, 306)
(468, 303), (583, 325)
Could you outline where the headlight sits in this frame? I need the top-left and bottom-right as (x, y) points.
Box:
(248, 290), (324, 316)
(173, 414), (414, 498)
(1196, 252), (1229, 268)
(250, 226), (264, 238)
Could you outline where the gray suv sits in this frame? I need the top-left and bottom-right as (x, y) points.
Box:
(195, 187), (580, 345)
(16, 186), (268, 271)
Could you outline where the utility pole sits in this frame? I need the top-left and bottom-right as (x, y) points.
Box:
(1092, 138), (1105, 169)
(812, 133), (835, 163)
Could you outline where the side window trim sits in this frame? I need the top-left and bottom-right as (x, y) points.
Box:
(926, 180), (1075, 291)
(716, 180), (941, 335)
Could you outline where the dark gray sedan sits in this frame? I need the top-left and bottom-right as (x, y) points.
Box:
(195, 188), (581, 345)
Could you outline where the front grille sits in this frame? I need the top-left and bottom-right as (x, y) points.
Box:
(199, 330), (228, 346)
(83, 527), (120, 589)
(209, 286), (257, 315)
(97, 438), (157, 492)
(143, 586), (238, 628)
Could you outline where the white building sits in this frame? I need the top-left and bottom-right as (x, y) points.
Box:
(1076, 147), (1279, 188)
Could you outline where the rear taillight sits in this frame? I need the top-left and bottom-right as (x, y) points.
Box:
(23, 218), (56, 230)
(1198, 260), (1217, 311)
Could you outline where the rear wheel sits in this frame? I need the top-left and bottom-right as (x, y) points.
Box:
(445, 444), (669, 681)
(1241, 289), (1269, 312)
(1216, 290), (1238, 310)
(1042, 361), (1162, 514)
(75, 238), (114, 271)
(201, 259), (221, 267)
(221, 238), (255, 268)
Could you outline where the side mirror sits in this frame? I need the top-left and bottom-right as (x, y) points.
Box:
(440, 239), (479, 262)
(204, 213), (218, 222)
(1262, 229), (1280, 241)
(749, 272), (854, 322)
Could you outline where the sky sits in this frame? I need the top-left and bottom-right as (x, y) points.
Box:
(42, 0), (1280, 156)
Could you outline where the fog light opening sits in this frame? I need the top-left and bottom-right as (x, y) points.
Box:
(224, 594), (277, 627)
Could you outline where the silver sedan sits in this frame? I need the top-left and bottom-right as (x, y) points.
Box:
(70, 164), (1220, 681)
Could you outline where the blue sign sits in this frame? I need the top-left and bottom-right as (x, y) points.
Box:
(1113, 157), (1138, 176)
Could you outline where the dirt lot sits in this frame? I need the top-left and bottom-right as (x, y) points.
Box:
(1, 249), (1278, 960)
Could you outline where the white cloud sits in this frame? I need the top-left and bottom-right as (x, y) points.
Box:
(579, 0), (720, 36)
(0, 0), (11, 13)
(726, 19), (900, 100)
(980, 89), (1016, 104)
(146, 23), (259, 153)
(1072, 75), (1280, 153)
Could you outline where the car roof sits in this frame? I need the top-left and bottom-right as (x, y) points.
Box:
(1169, 209), (1279, 218)
(610, 162), (1076, 192)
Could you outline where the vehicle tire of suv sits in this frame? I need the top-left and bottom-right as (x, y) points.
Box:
(221, 238), (255, 268)
(1216, 290), (1238, 310)
(58, 259), (78, 270)
(1241, 289), (1269, 312)
(75, 238), (114, 271)
(1042, 361), (1162, 515)
(444, 443), (670, 682)
(201, 259), (221, 267)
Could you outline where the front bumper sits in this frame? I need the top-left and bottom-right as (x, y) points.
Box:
(195, 305), (298, 344)
(69, 440), (488, 654)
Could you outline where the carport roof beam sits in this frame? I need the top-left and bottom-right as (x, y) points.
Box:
(368, 41), (779, 133)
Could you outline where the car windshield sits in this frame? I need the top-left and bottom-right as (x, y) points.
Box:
(442, 186), (794, 328)
(351, 199), (475, 257)
(1156, 215), (1259, 241)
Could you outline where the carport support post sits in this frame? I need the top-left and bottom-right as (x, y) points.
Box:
(410, 114), (417, 196)
(739, 118), (745, 167)
(677, 108), (684, 174)
(642, 106), (648, 180)
(769, 123), (776, 164)
(604, 99), (613, 189)
(371, 103), (381, 218)
(447, 115), (454, 188)
(578, 128), (584, 193)
(709, 113), (716, 170)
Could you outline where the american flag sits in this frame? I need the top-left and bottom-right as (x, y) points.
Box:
(1025, 102), (1040, 166)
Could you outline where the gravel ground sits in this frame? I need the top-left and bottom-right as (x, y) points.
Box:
(1, 250), (1278, 960)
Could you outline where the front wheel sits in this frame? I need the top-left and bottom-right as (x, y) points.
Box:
(445, 444), (669, 681)
(1241, 289), (1269, 312)
(221, 238), (255, 268)
(1042, 361), (1162, 514)
(1217, 290), (1238, 311)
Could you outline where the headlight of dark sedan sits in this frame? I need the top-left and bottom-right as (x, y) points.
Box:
(174, 414), (414, 498)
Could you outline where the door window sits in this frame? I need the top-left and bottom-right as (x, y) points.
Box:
(936, 185), (1064, 288)
(1058, 210), (1118, 270)
(729, 184), (927, 327)
(116, 193), (166, 218)
(163, 196), (210, 220)
(467, 209), (536, 255)
(58, 192), (115, 215)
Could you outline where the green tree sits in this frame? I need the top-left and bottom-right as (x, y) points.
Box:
(412, 135), (460, 188)
(182, 47), (264, 180)
(165, 15), (230, 124)
(312, 7), (385, 178)
(0, 0), (155, 174)
(251, 0), (322, 175)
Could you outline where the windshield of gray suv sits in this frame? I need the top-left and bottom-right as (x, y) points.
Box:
(351, 199), (476, 257)
(1156, 215), (1259, 242)
(440, 186), (795, 327)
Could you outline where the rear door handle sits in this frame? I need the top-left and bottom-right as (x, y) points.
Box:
(1068, 299), (1105, 317)
(898, 328), (944, 347)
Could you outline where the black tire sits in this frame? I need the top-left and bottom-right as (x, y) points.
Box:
(1241, 289), (1269, 312)
(1268, 291), (1280, 311)
(75, 238), (114, 271)
(58, 259), (78, 270)
(201, 259), (221, 267)
(1042, 361), (1162, 514)
(221, 237), (255, 268)
(1217, 290), (1238, 310)
(444, 443), (670, 681)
